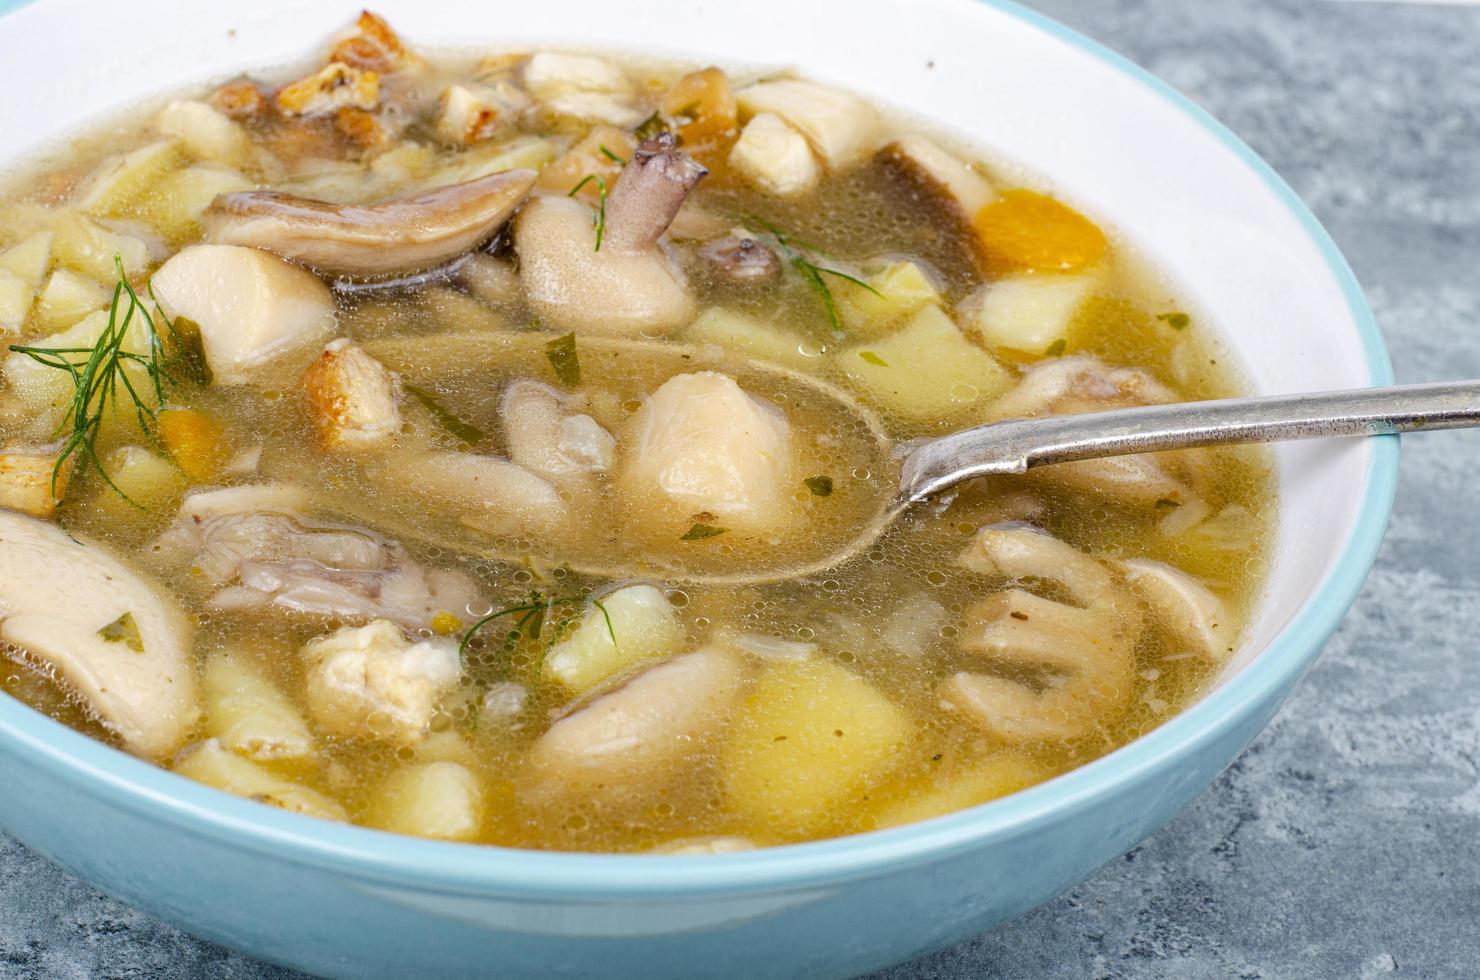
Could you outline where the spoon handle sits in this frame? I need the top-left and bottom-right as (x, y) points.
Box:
(899, 379), (1480, 502)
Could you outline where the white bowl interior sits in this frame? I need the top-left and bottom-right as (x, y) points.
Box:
(0, 0), (1380, 686)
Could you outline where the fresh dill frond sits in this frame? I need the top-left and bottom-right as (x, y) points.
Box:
(743, 216), (881, 335)
(568, 174), (609, 251)
(6, 255), (191, 504)
(459, 591), (615, 658)
(404, 383), (486, 446)
(598, 144), (627, 165)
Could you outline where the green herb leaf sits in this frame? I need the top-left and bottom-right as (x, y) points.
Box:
(1043, 339), (1067, 357)
(680, 522), (726, 541)
(459, 592), (614, 658)
(1154, 498), (1181, 510)
(544, 332), (581, 388)
(598, 143), (627, 165)
(743, 215), (877, 335)
(634, 111), (667, 141)
(7, 256), (187, 504)
(858, 350), (889, 368)
(97, 611), (144, 652)
(804, 475), (834, 497)
(404, 383), (486, 446)
(567, 173), (609, 251)
(1156, 312), (1191, 330)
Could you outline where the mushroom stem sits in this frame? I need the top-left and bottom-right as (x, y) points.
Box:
(602, 133), (708, 254)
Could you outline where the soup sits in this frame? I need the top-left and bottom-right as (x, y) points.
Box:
(0, 13), (1272, 852)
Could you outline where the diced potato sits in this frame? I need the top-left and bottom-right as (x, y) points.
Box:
(174, 738), (346, 821)
(728, 113), (819, 197)
(871, 752), (1043, 829)
(434, 82), (530, 145)
(835, 260), (942, 336)
(972, 189), (1108, 275)
(837, 305), (1012, 420)
(33, 269), (109, 333)
(722, 660), (911, 833)
(523, 52), (630, 99)
(75, 140), (187, 216)
(735, 79), (879, 170)
(962, 272), (1099, 356)
(202, 651), (315, 763)
(154, 100), (253, 164)
(0, 443), (68, 518)
(537, 124), (634, 196)
(157, 408), (230, 480)
(0, 270), (32, 335)
(539, 92), (643, 129)
(543, 583), (686, 694)
(0, 231), (54, 288)
(143, 164), (254, 241)
(89, 445), (185, 515)
(50, 212), (153, 282)
(368, 761), (484, 841)
(275, 62), (380, 116)
(686, 307), (814, 369)
(0, 202), (54, 241)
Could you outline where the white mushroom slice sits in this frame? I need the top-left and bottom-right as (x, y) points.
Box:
(434, 82), (530, 145)
(381, 450), (566, 535)
(622, 371), (794, 532)
(149, 244), (337, 386)
(989, 355), (1178, 420)
(651, 836), (756, 855)
(177, 482), (311, 521)
(1122, 559), (1233, 658)
(154, 99), (253, 164)
(875, 135), (994, 224)
(301, 619), (460, 743)
(522, 52), (631, 99)
(0, 511), (197, 757)
(274, 62), (379, 117)
(516, 133), (705, 335)
(303, 338), (403, 452)
(0, 442), (68, 518)
(529, 647), (746, 790)
(728, 112), (819, 196)
(500, 379), (615, 489)
(203, 169), (537, 277)
(736, 79), (879, 169)
(959, 523), (1116, 607)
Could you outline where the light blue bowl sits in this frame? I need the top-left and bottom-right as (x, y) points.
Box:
(0, 1), (1397, 977)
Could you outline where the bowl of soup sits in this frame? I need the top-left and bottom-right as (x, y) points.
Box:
(0, 0), (1395, 977)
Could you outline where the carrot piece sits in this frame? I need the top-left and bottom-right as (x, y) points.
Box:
(157, 408), (229, 480)
(971, 189), (1109, 275)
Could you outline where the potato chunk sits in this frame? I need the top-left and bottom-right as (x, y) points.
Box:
(0, 231), (54, 288)
(543, 584), (686, 694)
(51, 212), (154, 282)
(149, 244), (337, 385)
(145, 164), (254, 241)
(686, 307), (814, 369)
(154, 100), (253, 164)
(0, 270), (31, 335)
(75, 140), (187, 216)
(872, 752), (1043, 829)
(202, 651), (315, 763)
(735, 79), (878, 169)
(728, 112), (819, 197)
(963, 272), (1099, 356)
(33, 269), (108, 333)
(837, 305), (1011, 420)
(621, 371), (794, 532)
(301, 619), (460, 744)
(175, 739), (346, 821)
(722, 660), (911, 834)
(369, 761), (484, 841)
(835, 260), (942, 337)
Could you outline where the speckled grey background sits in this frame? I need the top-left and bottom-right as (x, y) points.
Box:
(3, 0), (1479, 977)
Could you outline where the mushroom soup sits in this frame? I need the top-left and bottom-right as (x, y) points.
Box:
(0, 13), (1272, 851)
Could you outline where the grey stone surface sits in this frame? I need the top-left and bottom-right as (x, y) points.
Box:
(3, 0), (1479, 977)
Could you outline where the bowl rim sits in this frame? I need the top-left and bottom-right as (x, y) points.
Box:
(0, 0), (1398, 898)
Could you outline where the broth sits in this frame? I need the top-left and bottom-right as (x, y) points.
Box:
(0, 13), (1272, 852)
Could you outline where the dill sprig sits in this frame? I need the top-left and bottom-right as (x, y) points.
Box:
(598, 144), (627, 165)
(458, 591), (615, 659)
(7, 256), (195, 504)
(743, 216), (881, 335)
(568, 174), (610, 251)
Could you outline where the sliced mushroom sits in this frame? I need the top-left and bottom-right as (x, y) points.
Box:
(500, 378), (616, 490)
(203, 168), (538, 277)
(303, 338), (403, 452)
(0, 442), (69, 518)
(528, 647), (747, 793)
(621, 371), (794, 532)
(515, 133), (706, 335)
(735, 79), (879, 170)
(875, 135), (994, 231)
(378, 449), (567, 536)
(696, 234), (781, 284)
(149, 244), (337, 386)
(0, 510), (197, 757)
(1122, 558), (1233, 658)
(959, 523), (1116, 607)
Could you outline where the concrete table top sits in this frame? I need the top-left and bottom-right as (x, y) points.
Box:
(3, 1), (1478, 976)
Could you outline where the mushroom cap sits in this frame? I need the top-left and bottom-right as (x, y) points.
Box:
(203, 168), (537, 277)
(0, 510), (197, 757)
(515, 195), (695, 335)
